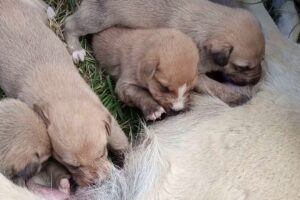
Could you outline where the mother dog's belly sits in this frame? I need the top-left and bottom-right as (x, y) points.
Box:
(150, 93), (300, 200)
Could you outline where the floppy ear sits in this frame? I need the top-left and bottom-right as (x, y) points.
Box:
(204, 38), (233, 67)
(137, 50), (160, 82)
(33, 104), (50, 128)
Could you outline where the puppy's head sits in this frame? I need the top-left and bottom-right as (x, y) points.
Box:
(204, 9), (265, 86)
(4, 104), (51, 183)
(137, 30), (199, 112)
(34, 100), (113, 186)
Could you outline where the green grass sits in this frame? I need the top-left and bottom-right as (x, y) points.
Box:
(0, 0), (299, 135)
(0, 0), (142, 136)
(45, 0), (143, 135)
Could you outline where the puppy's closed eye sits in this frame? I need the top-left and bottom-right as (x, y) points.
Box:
(232, 64), (250, 72)
(96, 148), (107, 161)
(104, 121), (111, 135)
(67, 164), (81, 171)
(160, 84), (170, 93)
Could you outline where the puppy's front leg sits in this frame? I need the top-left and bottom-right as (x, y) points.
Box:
(64, 0), (113, 63)
(116, 80), (165, 121)
(195, 74), (250, 107)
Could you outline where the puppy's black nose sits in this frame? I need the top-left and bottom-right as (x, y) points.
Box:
(167, 109), (184, 116)
(160, 112), (167, 120)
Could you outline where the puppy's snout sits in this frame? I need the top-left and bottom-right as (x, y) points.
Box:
(73, 162), (112, 186)
(73, 171), (100, 186)
(227, 65), (262, 86)
(171, 85), (189, 111)
(171, 99), (186, 111)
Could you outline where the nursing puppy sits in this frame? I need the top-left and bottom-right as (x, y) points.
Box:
(29, 159), (71, 194)
(0, 99), (50, 186)
(64, 0), (265, 105)
(92, 28), (199, 120)
(0, 0), (129, 186)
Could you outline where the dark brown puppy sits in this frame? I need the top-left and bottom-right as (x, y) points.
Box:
(29, 159), (71, 195)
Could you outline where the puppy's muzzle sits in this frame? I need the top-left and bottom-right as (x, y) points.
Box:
(225, 65), (262, 86)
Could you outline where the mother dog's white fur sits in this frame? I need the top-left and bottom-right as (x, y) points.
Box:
(1, 1), (300, 200)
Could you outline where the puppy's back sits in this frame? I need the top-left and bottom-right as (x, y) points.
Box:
(0, 0), (73, 97)
(92, 27), (198, 77)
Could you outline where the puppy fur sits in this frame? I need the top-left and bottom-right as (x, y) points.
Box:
(0, 0), (129, 186)
(0, 99), (50, 186)
(64, 0), (265, 106)
(29, 159), (71, 193)
(92, 28), (199, 120)
(2, 3), (300, 200)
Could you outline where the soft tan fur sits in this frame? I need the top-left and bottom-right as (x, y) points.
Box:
(64, 0), (265, 106)
(0, 0), (128, 186)
(1, 2), (300, 200)
(92, 28), (198, 120)
(0, 99), (50, 186)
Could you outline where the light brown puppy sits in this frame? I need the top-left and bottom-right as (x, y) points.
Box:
(64, 0), (265, 106)
(0, 0), (128, 186)
(0, 99), (51, 186)
(92, 28), (199, 120)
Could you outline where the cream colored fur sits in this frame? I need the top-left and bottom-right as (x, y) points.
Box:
(0, 1), (300, 200)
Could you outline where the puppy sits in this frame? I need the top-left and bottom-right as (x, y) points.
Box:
(92, 28), (198, 120)
(0, 98), (51, 186)
(0, 0), (129, 186)
(29, 159), (71, 194)
(64, 0), (265, 105)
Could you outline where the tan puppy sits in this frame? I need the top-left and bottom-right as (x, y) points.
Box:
(0, 0), (129, 186)
(64, 0), (265, 105)
(0, 99), (50, 186)
(92, 28), (198, 120)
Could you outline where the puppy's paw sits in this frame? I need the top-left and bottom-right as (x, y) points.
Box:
(58, 178), (70, 195)
(145, 106), (166, 121)
(227, 94), (251, 107)
(47, 7), (56, 20)
(72, 49), (86, 64)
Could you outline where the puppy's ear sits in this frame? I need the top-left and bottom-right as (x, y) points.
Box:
(33, 104), (50, 127)
(137, 51), (159, 82)
(204, 38), (233, 67)
(17, 162), (40, 181)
